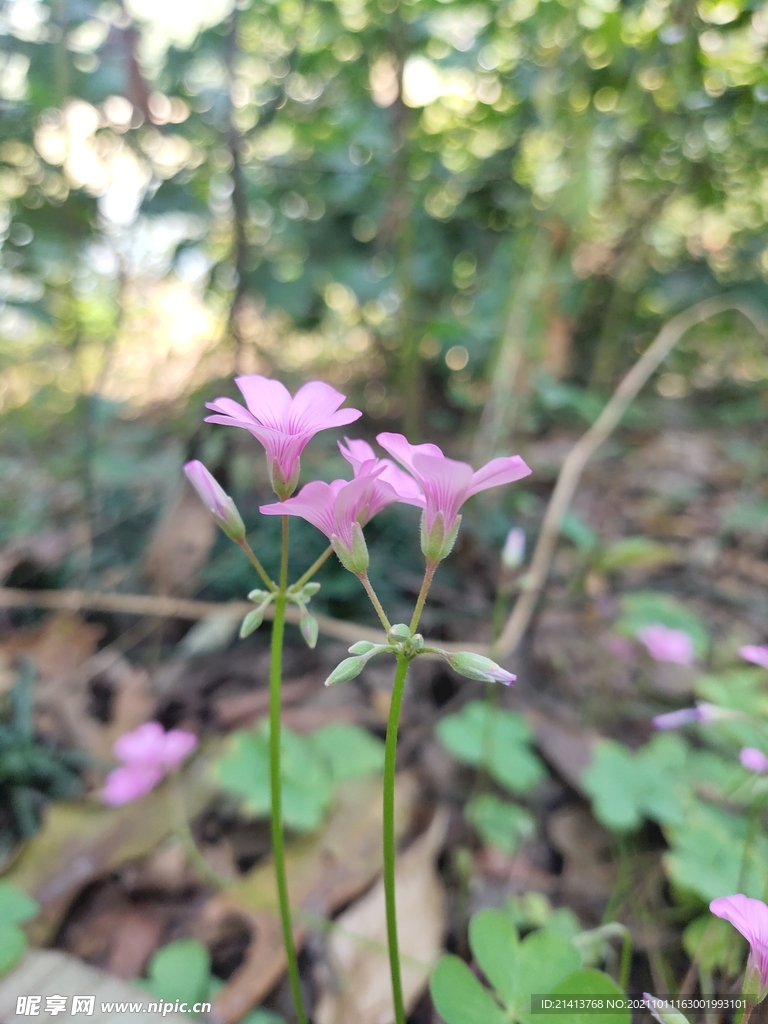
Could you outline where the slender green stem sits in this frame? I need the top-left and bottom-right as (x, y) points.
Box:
(238, 538), (277, 591)
(359, 572), (392, 631)
(289, 544), (333, 592)
(409, 560), (437, 634)
(270, 516), (307, 1024)
(383, 653), (410, 1024)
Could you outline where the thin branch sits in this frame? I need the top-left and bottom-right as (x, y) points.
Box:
(492, 294), (768, 660)
(0, 587), (486, 654)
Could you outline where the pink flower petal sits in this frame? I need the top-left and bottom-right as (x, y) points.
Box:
(288, 381), (361, 433)
(102, 763), (164, 805)
(113, 722), (166, 764)
(467, 455), (531, 497)
(740, 645), (768, 670)
(710, 895), (768, 989)
(161, 729), (198, 769)
(741, 747), (768, 773)
(234, 374), (292, 426)
(637, 624), (695, 665)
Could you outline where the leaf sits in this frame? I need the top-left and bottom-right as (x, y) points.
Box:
(436, 702), (545, 795)
(512, 931), (581, 1016)
(468, 910), (518, 1009)
(216, 725), (334, 832)
(430, 956), (509, 1024)
(310, 723), (385, 783)
(598, 537), (678, 573)
(581, 735), (688, 833)
(0, 925), (26, 976)
(0, 882), (39, 923)
(682, 915), (745, 976)
(240, 1012), (285, 1024)
(530, 969), (629, 1024)
(664, 801), (768, 902)
(145, 939), (211, 1008)
(615, 592), (708, 656)
(464, 795), (535, 854)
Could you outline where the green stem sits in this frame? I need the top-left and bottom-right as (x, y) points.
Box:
(619, 927), (632, 993)
(383, 653), (410, 1024)
(238, 538), (277, 591)
(270, 516), (307, 1024)
(289, 544), (333, 592)
(409, 560), (437, 634)
(359, 572), (392, 632)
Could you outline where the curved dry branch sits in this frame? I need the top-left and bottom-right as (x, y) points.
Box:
(492, 294), (768, 660)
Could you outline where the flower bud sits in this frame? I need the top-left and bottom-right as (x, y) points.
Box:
(240, 608), (264, 638)
(184, 460), (246, 542)
(388, 624), (411, 641)
(349, 641), (377, 655)
(325, 656), (367, 686)
(247, 588), (270, 602)
(501, 527), (526, 569)
(298, 582), (321, 599)
(643, 994), (691, 1024)
(332, 521), (370, 575)
(420, 511), (461, 562)
(447, 651), (516, 685)
(300, 609), (319, 649)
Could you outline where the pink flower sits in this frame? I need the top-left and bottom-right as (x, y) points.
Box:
(184, 460), (245, 541)
(338, 437), (423, 504)
(740, 645), (768, 670)
(710, 894), (768, 1001)
(376, 432), (531, 561)
(205, 376), (362, 498)
(741, 747), (768, 773)
(637, 624), (695, 665)
(102, 722), (198, 805)
(260, 468), (401, 574)
(652, 703), (734, 730)
(103, 763), (164, 806)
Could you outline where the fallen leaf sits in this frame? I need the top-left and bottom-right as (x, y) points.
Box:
(200, 772), (420, 1024)
(314, 807), (448, 1024)
(0, 613), (104, 697)
(0, 949), (188, 1023)
(4, 745), (221, 944)
(142, 483), (216, 596)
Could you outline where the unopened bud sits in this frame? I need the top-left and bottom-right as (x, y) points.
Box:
(325, 656), (367, 686)
(388, 624), (411, 641)
(447, 651), (516, 685)
(240, 608), (264, 638)
(247, 588), (270, 603)
(184, 461), (246, 542)
(420, 511), (461, 563)
(349, 641), (377, 655)
(300, 610), (319, 649)
(643, 994), (691, 1024)
(501, 527), (526, 569)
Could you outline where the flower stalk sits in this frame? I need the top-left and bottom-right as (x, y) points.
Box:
(270, 515), (307, 1024)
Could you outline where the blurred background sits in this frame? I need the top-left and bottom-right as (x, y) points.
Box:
(3, 0), (768, 1018)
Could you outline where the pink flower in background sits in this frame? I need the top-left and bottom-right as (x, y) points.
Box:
(260, 468), (401, 574)
(637, 624), (695, 665)
(103, 722), (198, 806)
(501, 527), (526, 569)
(740, 645), (768, 670)
(653, 703), (734, 731)
(205, 376), (362, 498)
(184, 460), (245, 541)
(103, 763), (164, 806)
(376, 432), (531, 561)
(710, 894), (768, 1001)
(338, 437), (423, 504)
(741, 748), (768, 774)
